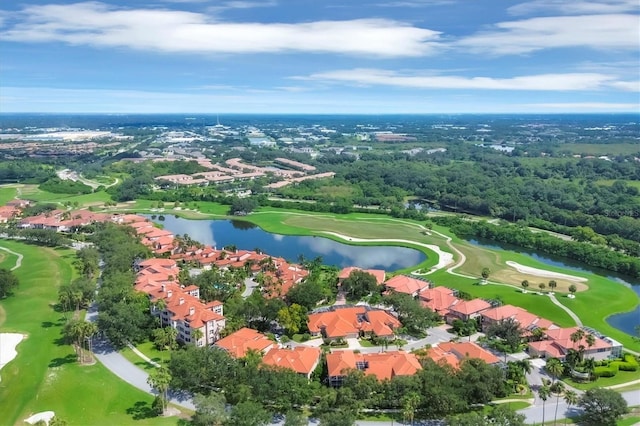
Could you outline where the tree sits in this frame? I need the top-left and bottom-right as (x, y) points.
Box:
(481, 267), (491, 283)
(341, 270), (377, 301)
(570, 329), (586, 361)
(63, 319), (98, 363)
(319, 409), (356, 426)
(548, 280), (557, 292)
(147, 366), (172, 415)
(539, 282), (546, 291)
(192, 393), (227, 426)
(568, 284), (577, 297)
(521, 280), (529, 293)
(485, 317), (523, 353)
(546, 357), (564, 383)
(402, 392), (421, 425)
(552, 380), (565, 425)
(563, 389), (579, 425)
(0, 268), (19, 298)
(283, 410), (308, 426)
(277, 304), (307, 336)
(226, 401), (271, 426)
(579, 388), (628, 426)
(538, 381), (551, 425)
(191, 327), (204, 346)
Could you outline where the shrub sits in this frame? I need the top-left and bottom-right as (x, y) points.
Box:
(594, 364), (618, 378)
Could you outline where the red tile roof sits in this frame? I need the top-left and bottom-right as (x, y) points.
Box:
(214, 327), (274, 358)
(384, 275), (430, 295)
(448, 298), (491, 316)
(326, 350), (421, 381)
(436, 341), (501, 365)
(262, 346), (321, 376)
(307, 307), (401, 339)
(338, 267), (386, 285)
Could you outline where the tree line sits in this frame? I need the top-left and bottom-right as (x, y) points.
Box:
(435, 216), (640, 279)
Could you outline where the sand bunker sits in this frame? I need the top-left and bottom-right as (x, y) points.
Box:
(25, 411), (55, 425)
(0, 333), (24, 371)
(505, 261), (588, 283)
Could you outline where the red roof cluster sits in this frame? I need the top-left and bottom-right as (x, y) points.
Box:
(215, 328), (321, 378)
(308, 306), (401, 339)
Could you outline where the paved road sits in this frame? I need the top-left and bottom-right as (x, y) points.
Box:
(241, 277), (259, 298)
(86, 304), (195, 410)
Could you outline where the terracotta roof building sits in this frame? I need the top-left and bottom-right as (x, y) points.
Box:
(425, 341), (501, 368)
(384, 275), (431, 297)
(326, 350), (421, 386)
(528, 327), (614, 361)
(307, 307), (401, 340)
(214, 327), (275, 358)
(262, 346), (321, 379)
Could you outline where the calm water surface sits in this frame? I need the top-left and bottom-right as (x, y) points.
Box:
(148, 215), (426, 271)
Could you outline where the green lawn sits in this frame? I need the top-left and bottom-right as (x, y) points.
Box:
(17, 184), (113, 206)
(0, 186), (17, 205)
(617, 416), (640, 426)
(0, 240), (183, 426)
(564, 369), (640, 391)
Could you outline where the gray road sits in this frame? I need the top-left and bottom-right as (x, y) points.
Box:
(241, 277), (259, 298)
(86, 304), (196, 410)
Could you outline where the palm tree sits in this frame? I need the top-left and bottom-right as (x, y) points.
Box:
(402, 392), (420, 426)
(563, 389), (579, 425)
(521, 280), (529, 293)
(570, 329), (586, 361)
(539, 282), (546, 292)
(585, 333), (596, 354)
(568, 284), (577, 298)
(548, 280), (557, 292)
(191, 327), (204, 346)
(539, 381), (551, 425)
(546, 357), (564, 383)
(148, 366), (172, 415)
(552, 380), (565, 425)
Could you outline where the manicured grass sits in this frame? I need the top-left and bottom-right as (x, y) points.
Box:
(618, 416), (640, 426)
(0, 240), (182, 426)
(0, 186), (17, 205)
(18, 184), (113, 206)
(564, 369), (640, 391)
(486, 401), (531, 411)
(120, 346), (157, 372)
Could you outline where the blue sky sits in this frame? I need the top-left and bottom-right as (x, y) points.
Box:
(0, 0), (638, 113)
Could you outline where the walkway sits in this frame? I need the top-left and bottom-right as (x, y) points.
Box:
(548, 293), (583, 326)
(0, 246), (24, 271)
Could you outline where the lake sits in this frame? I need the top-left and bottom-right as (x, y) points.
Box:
(468, 238), (640, 336)
(147, 215), (427, 271)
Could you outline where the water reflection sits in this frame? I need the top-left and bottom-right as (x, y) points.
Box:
(144, 215), (426, 271)
(302, 237), (421, 269)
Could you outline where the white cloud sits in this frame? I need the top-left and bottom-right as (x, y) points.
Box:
(523, 102), (640, 109)
(222, 0), (277, 9)
(375, 0), (456, 7)
(457, 14), (639, 54)
(0, 2), (440, 57)
(299, 68), (637, 91)
(508, 0), (640, 16)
